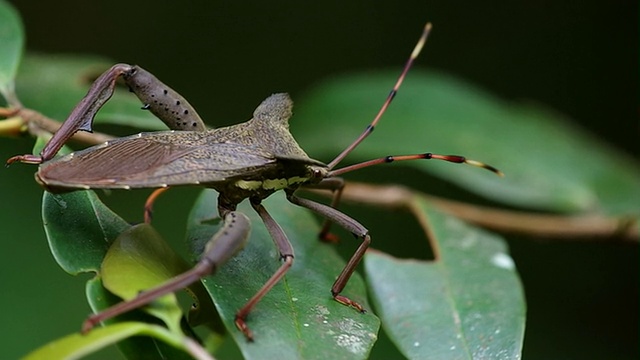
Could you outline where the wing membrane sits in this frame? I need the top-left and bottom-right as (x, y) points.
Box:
(38, 134), (277, 189)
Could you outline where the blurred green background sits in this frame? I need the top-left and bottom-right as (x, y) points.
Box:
(0, 1), (637, 359)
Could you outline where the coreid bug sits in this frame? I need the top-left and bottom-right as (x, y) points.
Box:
(7, 23), (501, 341)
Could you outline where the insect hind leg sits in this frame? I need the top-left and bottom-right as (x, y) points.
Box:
(233, 199), (296, 341)
(82, 211), (250, 333)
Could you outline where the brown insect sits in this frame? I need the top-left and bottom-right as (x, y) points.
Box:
(7, 22), (501, 341)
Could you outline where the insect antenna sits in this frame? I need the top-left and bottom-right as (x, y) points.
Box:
(328, 153), (504, 178)
(326, 22), (432, 170)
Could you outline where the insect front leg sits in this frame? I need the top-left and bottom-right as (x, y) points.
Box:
(233, 198), (296, 341)
(82, 211), (250, 333)
(286, 191), (369, 313)
(302, 177), (346, 242)
(144, 187), (170, 223)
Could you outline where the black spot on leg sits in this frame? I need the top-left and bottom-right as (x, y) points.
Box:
(176, 100), (181, 105)
(184, 110), (189, 115)
(163, 89), (168, 95)
(192, 122), (197, 127)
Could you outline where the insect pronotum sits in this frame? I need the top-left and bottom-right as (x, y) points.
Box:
(7, 22), (501, 341)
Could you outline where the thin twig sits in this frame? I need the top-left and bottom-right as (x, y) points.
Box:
(0, 84), (23, 109)
(306, 181), (639, 242)
(1, 107), (114, 145)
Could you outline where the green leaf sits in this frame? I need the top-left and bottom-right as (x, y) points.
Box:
(38, 136), (129, 274)
(0, 0), (24, 100)
(365, 199), (525, 359)
(187, 190), (380, 360)
(22, 322), (191, 360)
(293, 70), (640, 215)
(99, 223), (223, 333)
(39, 141), (187, 358)
(43, 197), (208, 358)
(42, 190), (130, 274)
(85, 277), (189, 360)
(16, 54), (167, 130)
(101, 224), (189, 333)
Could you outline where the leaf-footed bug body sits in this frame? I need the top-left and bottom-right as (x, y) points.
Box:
(7, 23), (501, 341)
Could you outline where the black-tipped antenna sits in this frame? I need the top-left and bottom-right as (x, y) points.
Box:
(327, 22), (433, 170)
(328, 153), (504, 178)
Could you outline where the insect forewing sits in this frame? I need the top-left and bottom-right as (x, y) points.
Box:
(37, 131), (278, 190)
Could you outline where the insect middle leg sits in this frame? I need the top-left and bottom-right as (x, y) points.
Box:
(286, 191), (369, 313)
(234, 198), (296, 341)
(302, 177), (345, 242)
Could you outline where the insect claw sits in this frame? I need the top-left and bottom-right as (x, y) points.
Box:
(334, 294), (366, 313)
(141, 104), (151, 110)
(6, 154), (43, 166)
(235, 316), (255, 342)
(81, 317), (98, 334)
(319, 231), (340, 244)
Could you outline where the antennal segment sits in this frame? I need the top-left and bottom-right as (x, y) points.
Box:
(326, 22), (433, 170)
(327, 152), (504, 178)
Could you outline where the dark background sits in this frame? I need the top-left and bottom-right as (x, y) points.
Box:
(1, 1), (637, 359)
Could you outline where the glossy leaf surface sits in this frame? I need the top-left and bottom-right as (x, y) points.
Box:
(23, 322), (191, 360)
(187, 190), (380, 360)
(365, 199), (525, 359)
(0, 0), (23, 98)
(42, 190), (130, 274)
